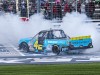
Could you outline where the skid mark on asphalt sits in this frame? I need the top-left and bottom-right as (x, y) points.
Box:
(0, 58), (33, 63)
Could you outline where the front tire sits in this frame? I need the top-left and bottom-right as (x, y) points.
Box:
(20, 42), (29, 52)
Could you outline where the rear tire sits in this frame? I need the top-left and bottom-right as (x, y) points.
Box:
(52, 45), (60, 55)
(88, 43), (93, 48)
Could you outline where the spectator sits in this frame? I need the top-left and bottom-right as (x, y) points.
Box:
(53, 3), (57, 18)
(64, 2), (70, 14)
(20, 0), (27, 17)
(44, 1), (50, 19)
(2, 1), (9, 12)
(0, 3), (3, 15)
(95, 0), (100, 7)
(44, 1), (49, 10)
(69, 2), (74, 13)
(11, 1), (16, 14)
(8, 5), (13, 13)
(81, 2), (85, 13)
(56, 2), (62, 19)
(62, 0), (66, 5)
(55, 0), (61, 4)
(29, 2), (35, 16)
(85, 0), (95, 18)
(77, 1), (81, 13)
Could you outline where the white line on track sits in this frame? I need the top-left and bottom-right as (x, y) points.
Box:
(10, 45), (25, 56)
(76, 58), (100, 62)
(56, 58), (72, 62)
(0, 59), (23, 63)
(90, 58), (100, 61)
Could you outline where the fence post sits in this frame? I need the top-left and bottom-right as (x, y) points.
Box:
(76, 0), (78, 13)
(37, 0), (41, 13)
(26, 0), (29, 18)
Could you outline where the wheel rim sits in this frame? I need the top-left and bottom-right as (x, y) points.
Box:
(22, 43), (29, 52)
(52, 46), (60, 55)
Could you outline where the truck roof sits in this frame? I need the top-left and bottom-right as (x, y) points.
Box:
(40, 29), (63, 33)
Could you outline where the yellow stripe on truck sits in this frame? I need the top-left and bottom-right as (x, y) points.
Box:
(70, 35), (91, 40)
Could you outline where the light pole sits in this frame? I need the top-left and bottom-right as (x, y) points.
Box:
(16, 0), (19, 14)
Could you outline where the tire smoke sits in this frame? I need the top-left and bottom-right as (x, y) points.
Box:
(0, 13), (51, 46)
(0, 12), (99, 53)
(61, 12), (100, 53)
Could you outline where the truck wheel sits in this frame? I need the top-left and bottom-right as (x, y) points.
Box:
(69, 45), (74, 50)
(88, 43), (93, 48)
(21, 43), (29, 52)
(52, 45), (60, 55)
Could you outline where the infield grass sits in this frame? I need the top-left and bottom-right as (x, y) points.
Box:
(0, 63), (100, 75)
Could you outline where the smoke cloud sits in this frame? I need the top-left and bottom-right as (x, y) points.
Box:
(0, 13), (51, 45)
(61, 12), (100, 53)
(0, 12), (100, 53)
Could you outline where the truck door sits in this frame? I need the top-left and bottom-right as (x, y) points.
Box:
(33, 31), (48, 50)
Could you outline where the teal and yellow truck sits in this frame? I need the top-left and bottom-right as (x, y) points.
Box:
(19, 29), (93, 55)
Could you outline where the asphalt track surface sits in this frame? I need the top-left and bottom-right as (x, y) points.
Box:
(0, 44), (100, 64)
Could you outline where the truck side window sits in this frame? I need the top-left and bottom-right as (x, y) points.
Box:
(66, 35), (70, 40)
(38, 32), (48, 39)
(43, 32), (48, 39)
(47, 31), (53, 39)
(38, 32), (44, 38)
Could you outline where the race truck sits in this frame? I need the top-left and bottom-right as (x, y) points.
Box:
(18, 29), (93, 55)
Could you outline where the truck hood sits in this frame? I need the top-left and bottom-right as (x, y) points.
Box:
(19, 37), (32, 44)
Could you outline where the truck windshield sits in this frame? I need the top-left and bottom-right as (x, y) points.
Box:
(52, 30), (66, 39)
